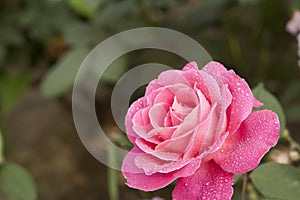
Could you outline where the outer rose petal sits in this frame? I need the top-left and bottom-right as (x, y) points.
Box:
(203, 61), (257, 134)
(125, 97), (147, 142)
(214, 110), (280, 174)
(123, 147), (202, 191)
(122, 147), (178, 191)
(172, 160), (234, 200)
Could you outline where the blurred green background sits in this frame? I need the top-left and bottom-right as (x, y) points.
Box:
(0, 0), (300, 199)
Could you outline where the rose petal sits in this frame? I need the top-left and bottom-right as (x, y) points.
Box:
(125, 97), (147, 142)
(122, 147), (178, 191)
(135, 153), (190, 175)
(203, 61), (256, 134)
(123, 147), (202, 191)
(135, 136), (181, 161)
(182, 61), (198, 71)
(196, 88), (211, 121)
(174, 87), (198, 107)
(132, 123), (153, 138)
(172, 105), (199, 138)
(214, 110), (280, 174)
(172, 160), (234, 200)
(132, 107), (149, 127)
(158, 70), (190, 86)
(153, 88), (174, 105)
(214, 84), (232, 140)
(169, 108), (183, 126)
(149, 103), (169, 129)
(184, 104), (218, 159)
(156, 130), (193, 154)
(181, 64), (221, 108)
(145, 79), (162, 96)
(199, 71), (221, 108)
(170, 96), (193, 125)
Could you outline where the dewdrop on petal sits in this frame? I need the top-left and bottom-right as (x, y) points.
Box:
(287, 9), (300, 67)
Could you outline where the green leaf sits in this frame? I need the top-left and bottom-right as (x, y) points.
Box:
(0, 73), (29, 117)
(0, 26), (24, 46)
(250, 163), (300, 200)
(0, 163), (37, 200)
(63, 22), (105, 47)
(234, 174), (242, 184)
(0, 130), (4, 164)
(67, 0), (103, 19)
(40, 48), (89, 98)
(252, 83), (285, 136)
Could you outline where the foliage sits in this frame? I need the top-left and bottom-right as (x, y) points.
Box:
(40, 47), (90, 98)
(0, 163), (37, 200)
(0, 129), (37, 200)
(253, 83), (286, 136)
(251, 163), (300, 200)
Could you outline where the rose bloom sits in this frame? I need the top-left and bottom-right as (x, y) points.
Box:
(122, 61), (279, 199)
(286, 9), (300, 35)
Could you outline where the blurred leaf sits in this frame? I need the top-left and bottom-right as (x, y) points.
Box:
(0, 130), (3, 164)
(0, 163), (37, 200)
(93, 0), (143, 31)
(250, 163), (300, 200)
(252, 83), (285, 136)
(19, 1), (76, 42)
(101, 56), (128, 83)
(234, 174), (242, 184)
(67, 0), (104, 19)
(0, 26), (24, 46)
(0, 73), (29, 117)
(232, 186), (243, 200)
(63, 22), (105, 47)
(40, 47), (89, 98)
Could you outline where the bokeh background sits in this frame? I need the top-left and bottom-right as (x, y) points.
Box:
(0, 0), (300, 199)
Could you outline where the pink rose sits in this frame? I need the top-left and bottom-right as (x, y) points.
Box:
(122, 61), (279, 199)
(286, 10), (300, 35)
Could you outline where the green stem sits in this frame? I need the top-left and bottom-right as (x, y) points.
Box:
(107, 146), (119, 200)
(241, 174), (248, 200)
(283, 129), (300, 152)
